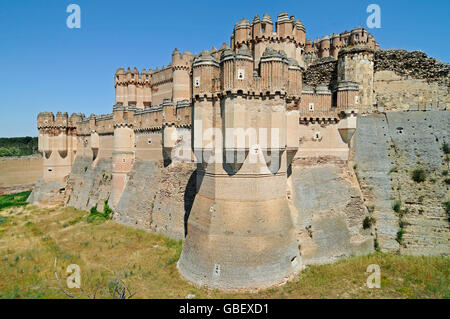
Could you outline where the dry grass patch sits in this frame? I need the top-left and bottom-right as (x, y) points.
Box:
(0, 197), (448, 299)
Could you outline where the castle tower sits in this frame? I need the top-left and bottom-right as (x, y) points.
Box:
(319, 35), (330, 58)
(110, 106), (135, 207)
(37, 111), (77, 183)
(178, 45), (301, 289)
(330, 33), (342, 59)
(337, 47), (375, 113)
(115, 68), (126, 105)
(252, 14), (274, 66)
(171, 49), (193, 103)
(137, 68), (151, 108)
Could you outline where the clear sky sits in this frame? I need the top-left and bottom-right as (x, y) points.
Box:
(0, 0), (448, 137)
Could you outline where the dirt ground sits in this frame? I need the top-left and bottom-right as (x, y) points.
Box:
(0, 155), (42, 194)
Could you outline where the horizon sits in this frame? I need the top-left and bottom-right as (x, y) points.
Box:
(1, 0), (449, 137)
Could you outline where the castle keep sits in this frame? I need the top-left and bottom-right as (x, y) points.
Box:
(29, 12), (449, 289)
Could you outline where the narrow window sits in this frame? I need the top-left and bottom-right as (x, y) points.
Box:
(309, 102), (315, 111)
(355, 96), (359, 104)
(194, 76), (200, 87)
(237, 69), (245, 80)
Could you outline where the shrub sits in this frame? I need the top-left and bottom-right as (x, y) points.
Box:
(396, 228), (405, 244)
(393, 199), (402, 213)
(86, 202), (112, 224)
(412, 169), (426, 183)
(442, 170), (449, 176)
(374, 238), (380, 251)
(445, 201), (450, 222)
(418, 196), (424, 203)
(84, 166), (88, 172)
(363, 216), (376, 229)
(442, 142), (449, 155)
(445, 178), (450, 185)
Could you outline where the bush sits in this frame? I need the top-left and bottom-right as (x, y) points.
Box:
(393, 199), (402, 213)
(442, 142), (449, 155)
(396, 228), (405, 244)
(86, 201), (112, 224)
(412, 169), (426, 183)
(445, 201), (450, 222)
(374, 238), (380, 251)
(0, 137), (38, 157)
(442, 170), (449, 176)
(363, 216), (376, 229)
(445, 178), (450, 185)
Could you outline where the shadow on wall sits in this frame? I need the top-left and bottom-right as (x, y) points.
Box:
(183, 166), (204, 236)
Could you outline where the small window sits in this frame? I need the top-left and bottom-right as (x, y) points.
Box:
(396, 127), (404, 134)
(261, 23), (266, 34)
(122, 158), (126, 163)
(147, 137), (152, 144)
(345, 38), (349, 44)
(131, 74), (135, 79)
(194, 76), (200, 87)
(355, 34), (360, 40)
(314, 132), (321, 140)
(355, 96), (359, 104)
(146, 75), (149, 80)
(48, 168), (53, 172)
(213, 264), (221, 278)
(309, 103), (315, 111)
(237, 69), (245, 80)
(116, 76), (119, 80)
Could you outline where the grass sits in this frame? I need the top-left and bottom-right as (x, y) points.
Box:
(0, 191), (31, 210)
(412, 169), (426, 183)
(0, 192), (449, 299)
(393, 199), (402, 213)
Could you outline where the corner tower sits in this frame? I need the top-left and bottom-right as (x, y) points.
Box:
(178, 20), (303, 288)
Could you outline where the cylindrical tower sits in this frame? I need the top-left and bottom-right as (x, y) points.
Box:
(111, 106), (135, 207)
(172, 48), (192, 102)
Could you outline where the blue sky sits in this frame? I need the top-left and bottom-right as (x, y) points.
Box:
(0, 0), (448, 137)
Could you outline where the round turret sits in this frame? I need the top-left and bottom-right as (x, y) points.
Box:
(319, 35), (331, 58)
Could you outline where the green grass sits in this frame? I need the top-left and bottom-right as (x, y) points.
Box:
(0, 191), (31, 210)
(86, 202), (112, 224)
(412, 169), (426, 183)
(393, 199), (402, 213)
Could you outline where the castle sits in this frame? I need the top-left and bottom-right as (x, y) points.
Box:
(29, 12), (449, 290)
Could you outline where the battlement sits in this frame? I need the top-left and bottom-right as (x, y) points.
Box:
(232, 12), (306, 48)
(305, 27), (378, 65)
